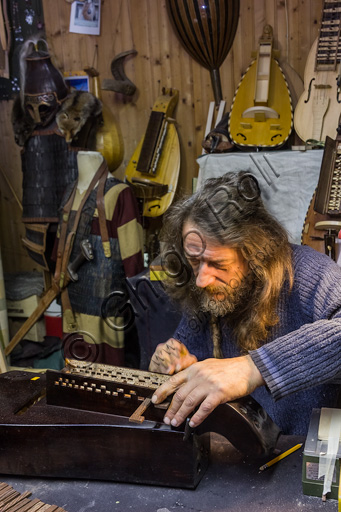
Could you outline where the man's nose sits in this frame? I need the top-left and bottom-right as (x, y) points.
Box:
(195, 262), (215, 288)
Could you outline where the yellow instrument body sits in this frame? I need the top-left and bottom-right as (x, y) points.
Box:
(229, 25), (292, 150)
(294, 38), (340, 143)
(125, 89), (180, 217)
(95, 103), (124, 172)
(91, 72), (124, 172)
(229, 58), (293, 149)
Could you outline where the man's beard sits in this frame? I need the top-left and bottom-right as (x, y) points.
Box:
(192, 273), (253, 317)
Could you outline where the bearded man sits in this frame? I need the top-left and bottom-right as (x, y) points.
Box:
(149, 171), (341, 435)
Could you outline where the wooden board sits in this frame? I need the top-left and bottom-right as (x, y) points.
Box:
(0, 370), (208, 489)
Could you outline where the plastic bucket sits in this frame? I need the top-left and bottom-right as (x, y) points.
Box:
(44, 299), (63, 338)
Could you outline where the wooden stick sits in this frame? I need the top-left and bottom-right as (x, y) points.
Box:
(0, 164), (23, 212)
(5, 285), (58, 356)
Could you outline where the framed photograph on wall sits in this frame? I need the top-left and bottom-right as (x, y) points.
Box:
(64, 71), (90, 92)
(69, 1), (101, 35)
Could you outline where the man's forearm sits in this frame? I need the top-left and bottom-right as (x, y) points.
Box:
(249, 320), (341, 400)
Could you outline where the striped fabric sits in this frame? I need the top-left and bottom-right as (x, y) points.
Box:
(62, 179), (144, 366)
(90, 184), (144, 277)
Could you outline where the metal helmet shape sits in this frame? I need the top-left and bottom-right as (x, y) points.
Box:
(21, 38), (68, 126)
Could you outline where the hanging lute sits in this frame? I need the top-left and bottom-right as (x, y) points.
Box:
(125, 88), (180, 217)
(228, 25), (293, 150)
(166, 0), (240, 106)
(294, 0), (341, 143)
(85, 66), (124, 172)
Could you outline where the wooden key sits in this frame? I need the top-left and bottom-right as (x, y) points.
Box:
(44, 505), (60, 512)
(27, 501), (50, 512)
(14, 500), (45, 512)
(35, 505), (56, 512)
(129, 397), (152, 423)
(5, 497), (31, 512)
(2, 493), (32, 512)
(0, 488), (14, 498)
(154, 401), (170, 410)
(0, 490), (18, 504)
(0, 491), (20, 507)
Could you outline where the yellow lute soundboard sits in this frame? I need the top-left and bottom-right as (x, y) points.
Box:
(229, 25), (293, 150)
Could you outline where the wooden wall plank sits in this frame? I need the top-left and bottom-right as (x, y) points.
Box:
(239, 0), (256, 71)
(254, 0), (267, 45)
(265, 0), (276, 40)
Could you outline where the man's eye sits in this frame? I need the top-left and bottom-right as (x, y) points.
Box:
(214, 264), (229, 271)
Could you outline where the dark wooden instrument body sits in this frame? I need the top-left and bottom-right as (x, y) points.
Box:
(301, 197), (330, 254)
(0, 371), (208, 488)
(0, 367), (280, 488)
(301, 134), (341, 255)
(45, 366), (280, 458)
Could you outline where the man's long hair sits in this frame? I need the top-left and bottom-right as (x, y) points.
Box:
(160, 171), (294, 352)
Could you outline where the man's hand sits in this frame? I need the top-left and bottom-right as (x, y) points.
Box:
(148, 338), (197, 375)
(151, 355), (265, 428)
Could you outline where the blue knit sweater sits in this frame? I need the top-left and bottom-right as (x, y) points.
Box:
(173, 244), (341, 435)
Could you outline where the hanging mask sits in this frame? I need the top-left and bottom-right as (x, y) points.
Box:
(24, 91), (60, 126)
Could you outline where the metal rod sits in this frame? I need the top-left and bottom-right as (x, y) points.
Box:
(210, 68), (223, 106)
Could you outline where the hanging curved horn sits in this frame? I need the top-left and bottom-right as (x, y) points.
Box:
(101, 49), (137, 96)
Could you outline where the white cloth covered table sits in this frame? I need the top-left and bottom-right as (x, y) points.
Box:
(197, 150), (324, 245)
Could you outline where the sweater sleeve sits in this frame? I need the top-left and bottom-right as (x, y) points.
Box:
(250, 245), (341, 400)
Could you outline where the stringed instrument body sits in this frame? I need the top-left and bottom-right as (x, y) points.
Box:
(85, 67), (124, 172)
(294, 2), (341, 143)
(228, 25), (293, 150)
(125, 88), (180, 217)
(0, 362), (280, 488)
(301, 130), (341, 259)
